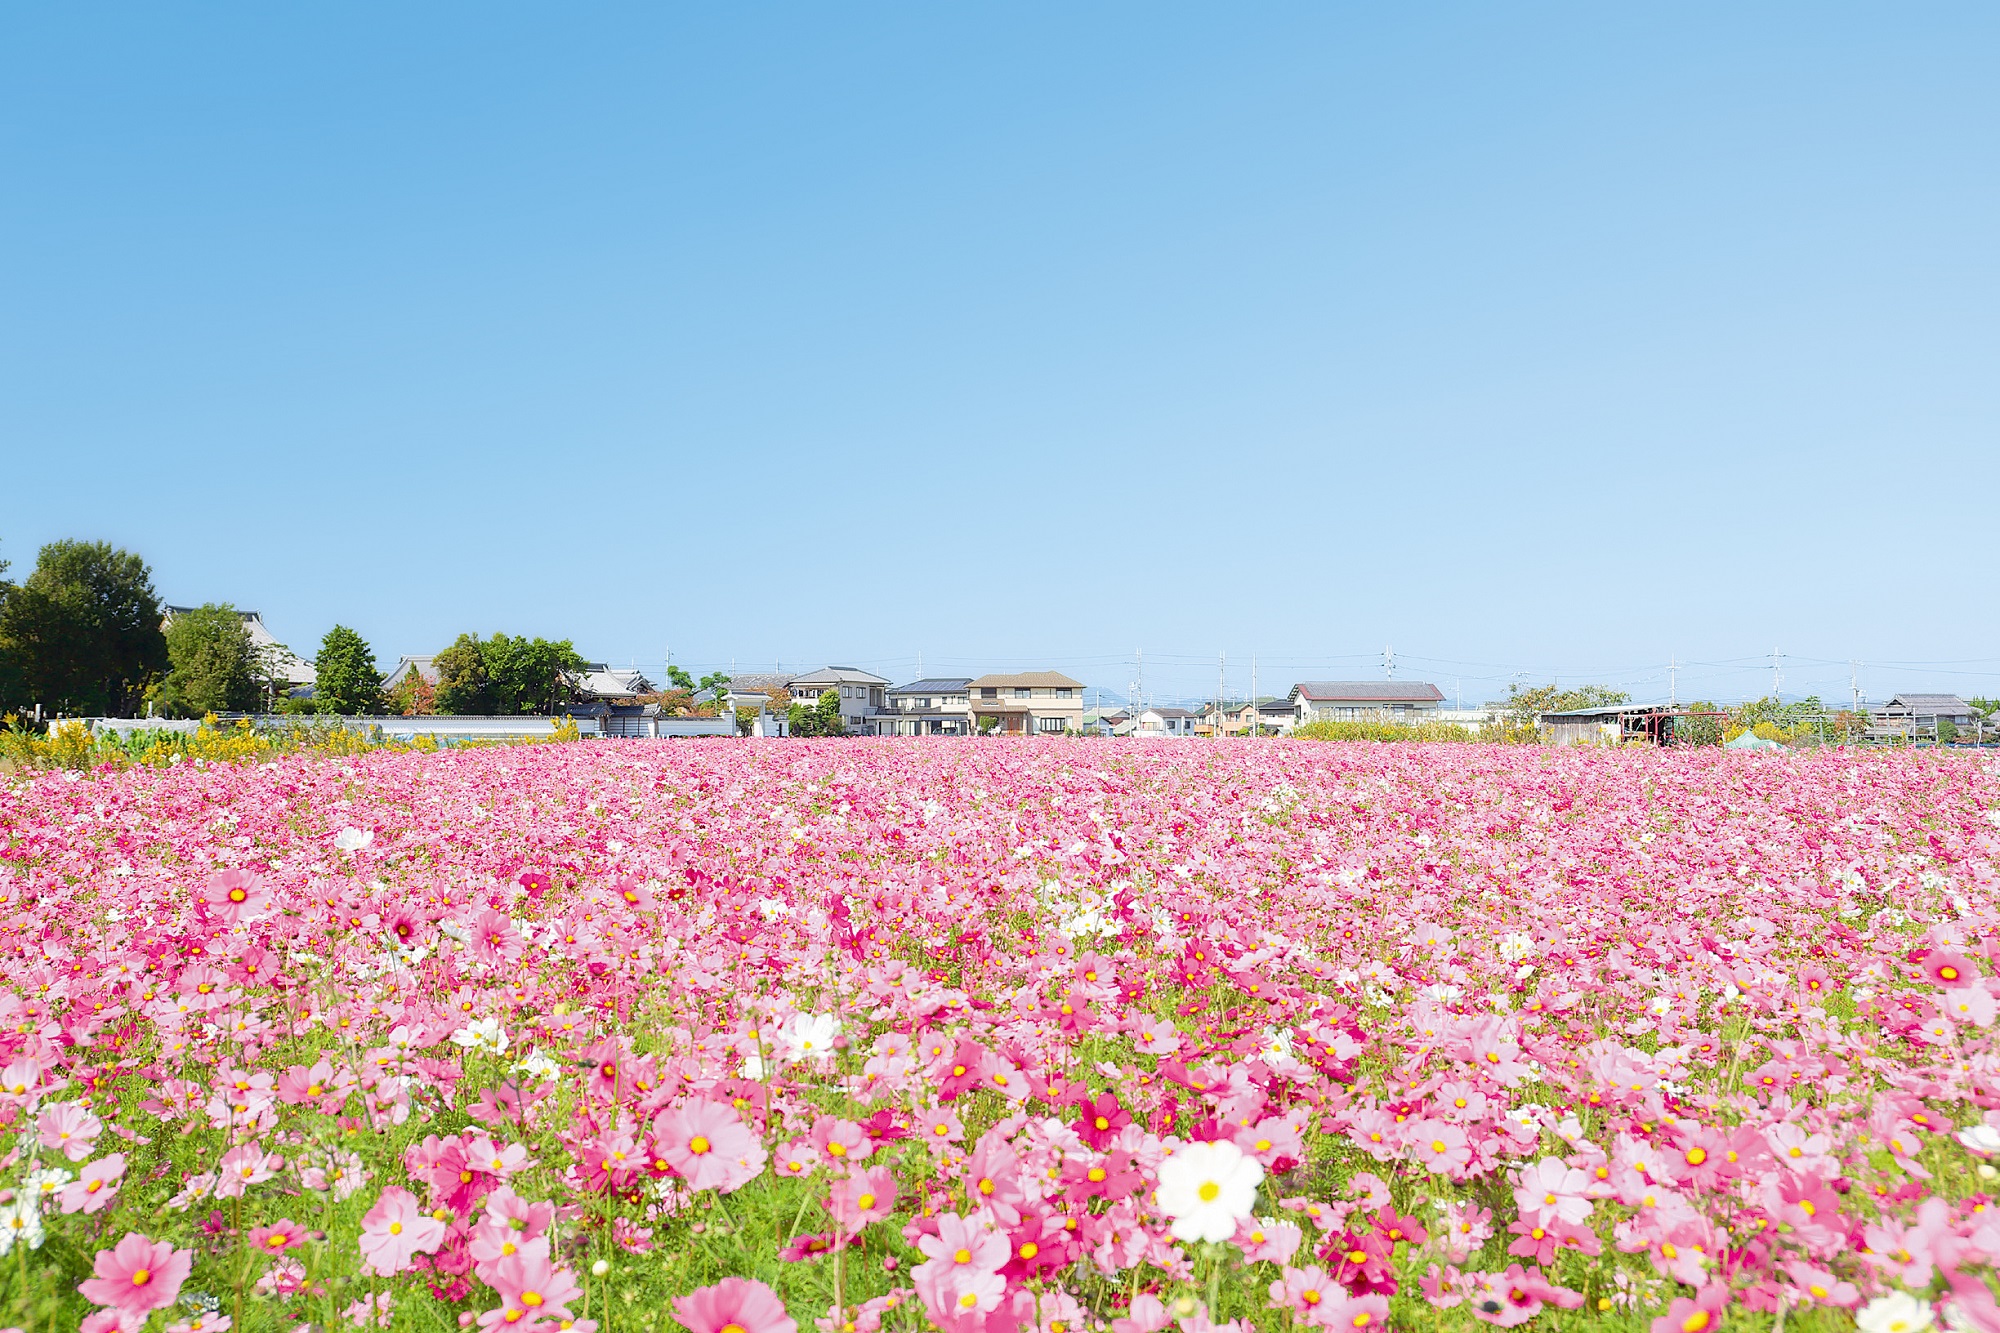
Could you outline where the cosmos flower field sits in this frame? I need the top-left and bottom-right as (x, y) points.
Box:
(5, 739), (2000, 1333)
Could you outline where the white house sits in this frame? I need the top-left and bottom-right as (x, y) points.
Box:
(1135, 706), (1201, 737)
(787, 666), (891, 733)
(879, 678), (974, 735)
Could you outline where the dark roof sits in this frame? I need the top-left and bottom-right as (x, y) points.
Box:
(1884, 693), (1971, 710)
(890, 678), (975, 695)
(1292, 681), (1446, 703)
(729, 673), (794, 690)
(1148, 707), (1197, 718)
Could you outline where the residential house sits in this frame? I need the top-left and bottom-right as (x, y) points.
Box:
(967, 672), (1085, 735)
(1871, 693), (1982, 743)
(1080, 708), (1129, 736)
(786, 667), (891, 733)
(1289, 680), (1445, 725)
(1207, 697), (1293, 735)
(878, 678), (974, 735)
(1135, 706), (1200, 737)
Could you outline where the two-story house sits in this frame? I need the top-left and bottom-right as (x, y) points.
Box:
(786, 667), (890, 733)
(967, 672), (1085, 735)
(877, 678), (975, 735)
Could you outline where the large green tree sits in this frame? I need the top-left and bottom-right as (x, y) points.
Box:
(0, 539), (167, 716)
(433, 633), (495, 715)
(155, 603), (260, 717)
(433, 632), (586, 715)
(484, 634), (586, 714)
(314, 625), (384, 715)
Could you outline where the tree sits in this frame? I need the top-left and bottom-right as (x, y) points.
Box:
(314, 625), (384, 715)
(1500, 682), (1632, 728)
(434, 633), (586, 715)
(0, 540), (167, 716)
(483, 634), (586, 714)
(154, 603), (260, 718)
(433, 634), (495, 715)
(786, 688), (845, 737)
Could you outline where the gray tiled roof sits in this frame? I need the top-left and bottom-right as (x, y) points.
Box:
(1292, 680), (1445, 703)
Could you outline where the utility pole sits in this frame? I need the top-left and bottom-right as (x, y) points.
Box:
(1850, 661), (1861, 715)
(1668, 656), (1678, 709)
(1251, 657), (1258, 734)
(1217, 653), (1225, 739)
(1771, 648), (1783, 701)
(1384, 645), (1395, 680)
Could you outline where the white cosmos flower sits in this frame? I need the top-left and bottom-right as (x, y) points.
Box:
(1857, 1292), (1934, 1333)
(1957, 1124), (2000, 1157)
(450, 1017), (509, 1054)
(779, 1013), (841, 1060)
(0, 1198), (44, 1253)
(1154, 1139), (1264, 1243)
(512, 1050), (562, 1081)
(333, 827), (375, 852)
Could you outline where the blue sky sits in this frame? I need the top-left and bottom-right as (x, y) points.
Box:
(4, 6), (1996, 707)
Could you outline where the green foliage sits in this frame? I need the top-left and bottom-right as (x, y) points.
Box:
(155, 603), (260, 718)
(434, 633), (586, 715)
(312, 624), (384, 715)
(0, 539), (166, 716)
(433, 634), (494, 714)
(1293, 717), (1477, 743)
(1500, 681), (1631, 727)
(1970, 698), (1999, 718)
(667, 664), (697, 691)
(787, 688), (846, 737)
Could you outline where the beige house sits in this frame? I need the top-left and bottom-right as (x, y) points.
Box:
(968, 671), (1085, 735)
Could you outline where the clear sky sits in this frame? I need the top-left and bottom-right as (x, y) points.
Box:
(4, 6), (1996, 708)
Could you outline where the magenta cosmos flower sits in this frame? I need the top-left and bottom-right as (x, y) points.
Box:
(671, 1277), (798, 1333)
(78, 1232), (194, 1318)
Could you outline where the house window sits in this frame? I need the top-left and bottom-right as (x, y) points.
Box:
(1055, 687), (1072, 697)
(1015, 687), (1032, 699)
(1037, 717), (1065, 733)
(981, 687), (997, 699)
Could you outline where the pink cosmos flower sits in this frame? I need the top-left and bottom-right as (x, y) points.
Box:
(39, 1101), (104, 1161)
(1512, 1158), (1593, 1227)
(246, 1219), (308, 1255)
(671, 1277), (798, 1333)
(59, 1153), (126, 1214)
(1236, 1215), (1304, 1264)
(653, 1099), (766, 1193)
(1313, 1294), (1390, 1332)
(204, 869), (272, 923)
(78, 1232), (194, 1318)
(214, 1144), (283, 1197)
(464, 1133), (530, 1179)
(1410, 1121), (1472, 1175)
(358, 1186), (447, 1276)
(1649, 1286), (1729, 1333)
(827, 1165), (898, 1234)
(1268, 1265), (1341, 1324)
(475, 1236), (583, 1331)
